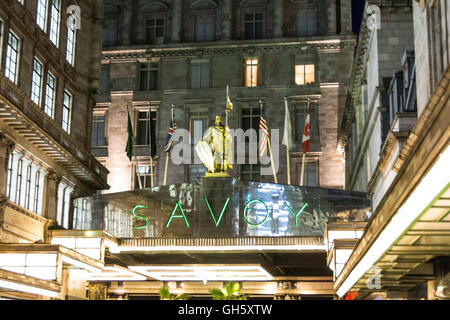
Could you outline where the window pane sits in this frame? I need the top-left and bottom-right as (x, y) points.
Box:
(49, 0), (61, 46)
(31, 58), (43, 106)
(36, 0), (48, 31)
(6, 32), (19, 84)
(44, 73), (56, 118)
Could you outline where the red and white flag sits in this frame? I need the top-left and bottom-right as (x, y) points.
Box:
(302, 101), (311, 154)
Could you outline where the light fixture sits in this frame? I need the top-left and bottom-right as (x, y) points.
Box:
(61, 255), (102, 272)
(0, 279), (59, 298)
(87, 265), (147, 281)
(337, 145), (450, 297)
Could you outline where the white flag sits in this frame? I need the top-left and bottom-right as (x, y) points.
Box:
(282, 98), (293, 150)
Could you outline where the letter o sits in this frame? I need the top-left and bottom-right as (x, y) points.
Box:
(243, 200), (269, 226)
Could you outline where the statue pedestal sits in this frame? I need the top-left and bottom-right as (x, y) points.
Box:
(205, 172), (230, 178)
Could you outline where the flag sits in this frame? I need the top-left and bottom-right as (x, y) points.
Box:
(282, 98), (293, 151)
(163, 116), (176, 153)
(125, 109), (134, 161)
(302, 101), (311, 154)
(259, 102), (269, 157)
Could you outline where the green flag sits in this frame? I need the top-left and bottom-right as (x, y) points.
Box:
(125, 109), (133, 161)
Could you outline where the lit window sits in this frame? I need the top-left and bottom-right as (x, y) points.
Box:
(31, 58), (43, 106)
(44, 73), (56, 118)
(245, 13), (264, 40)
(62, 90), (72, 133)
(145, 18), (165, 44)
(191, 61), (210, 89)
(49, 0), (61, 46)
(66, 15), (76, 65)
(139, 62), (158, 91)
(135, 165), (155, 189)
(36, 0), (48, 31)
(245, 58), (258, 87)
(57, 182), (72, 229)
(5, 32), (20, 84)
(295, 64), (315, 85)
(196, 15), (215, 42)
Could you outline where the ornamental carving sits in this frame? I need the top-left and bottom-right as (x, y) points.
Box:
(191, 0), (218, 10)
(240, 0), (269, 7)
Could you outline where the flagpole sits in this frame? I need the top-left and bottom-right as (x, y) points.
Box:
(164, 105), (174, 186)
(148, 104), (154, 188)
(128, 104), (143, 189)
(260, 99), (278, 184)
(284, 97), (291, 185)
(300, 98), (310, 186)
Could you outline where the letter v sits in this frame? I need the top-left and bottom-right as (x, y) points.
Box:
(204, 197), (230, 227)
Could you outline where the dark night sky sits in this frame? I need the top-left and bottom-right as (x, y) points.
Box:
(352, 0), (366, 34)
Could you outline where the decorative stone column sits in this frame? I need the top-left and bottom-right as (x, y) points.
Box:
(120, 0), (133, 46)
(273, 0), (283, 38)
(43, 171), (61, 222)
(0, 134), (14, 196)
(222, 0), (232, 40)
(171, 0), (182, 43)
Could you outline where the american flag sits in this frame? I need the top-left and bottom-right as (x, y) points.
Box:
(259, 101), (269, 157)
(302, 101), (311, 154)
(163, 116), (176, 153)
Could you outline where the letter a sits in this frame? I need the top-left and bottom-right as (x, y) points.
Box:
(166, 201), (190, 228)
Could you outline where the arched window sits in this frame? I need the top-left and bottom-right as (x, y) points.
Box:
(140, 2), (169, 45)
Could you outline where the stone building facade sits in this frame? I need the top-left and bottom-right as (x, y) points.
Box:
(330, 0), (450, 299)
(0, 0), (108, 299)
(94, 0), (356, 194)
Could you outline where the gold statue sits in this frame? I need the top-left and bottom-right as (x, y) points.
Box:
(195, 115), (233, 176)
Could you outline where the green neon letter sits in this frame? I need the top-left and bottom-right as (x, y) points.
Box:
(204, 197), (230, 227)
(132, 205), (149, 230)
(243, 200), (269, 226)
(284, 202), (308, 226)
(166, 202), (190, 228)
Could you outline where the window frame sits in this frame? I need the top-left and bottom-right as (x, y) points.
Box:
(15, 157), (23, 205)
(296, 7), (319, 37)
(134, 163), (156, 190)
(91, 113), (108, 147)
(139, 61), (159, 91)
(49, 0), (61, 47)
(240, 164), (261, 182)
(44, 71), (56, 118)
(195, 14), (216, 42)
(5, 31), (20, 84)
(31, 57), (44, 106)
(244, 58), (259, 87)
(66, 15), (76, 65)
(295, 64), (315, 85)
(62, 90), (72, 133)
(244, 12), (265, 40)
(191, 60), (210, 89)
(144, 17), (165, 45)
(36, 0), (49, 32)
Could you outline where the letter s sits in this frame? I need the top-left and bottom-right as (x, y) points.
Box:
(132, 205), (149, 230)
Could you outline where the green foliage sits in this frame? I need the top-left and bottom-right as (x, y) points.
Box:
(209, 282), (249, 300)
(159, 285), (190, 300)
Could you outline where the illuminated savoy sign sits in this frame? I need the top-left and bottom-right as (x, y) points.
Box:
(132, 197), (309, 230)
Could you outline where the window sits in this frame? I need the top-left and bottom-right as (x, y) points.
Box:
(5, 32), (20, 84)
(295, 102), (318, 143)
(190, 116), (208, 145)
(196, 15), (215, 42)
(245, 13), (264, 39)
(297, 8), (318, 37)
(145, 18), (165, 44)
(191, 61), (210, 89)
(91, 115), (107, 147)
(62, 91), (72, 133)
(66, 15), (76, 65)
(298, 161), (318, 187)
(57, 182), (72, 229)
(49, 0), (61, 46)
(31, 58), (43, 106)
(135, 165), (155, 189)
(139, 62), (158, 91)
(295, 64), (315, 85)
(24, 164), (32, 210)
(103, 14), (119, 46)
(0, 20), (4, 66)
(136, 111), (157, 156)
(242, 107), (260, 133)
(44, 73), (56, 118)
(244, 58), (258, 87)
(15, 158), (23, 205)
(33, 170), (41, 214)
(188, 165), (207, 182)
(6, 153), (13, 198)
(241, 164), (261, 181)
(36, 0), (48, 31)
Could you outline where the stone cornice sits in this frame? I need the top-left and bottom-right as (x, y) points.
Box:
(101, 37), (356, 61)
